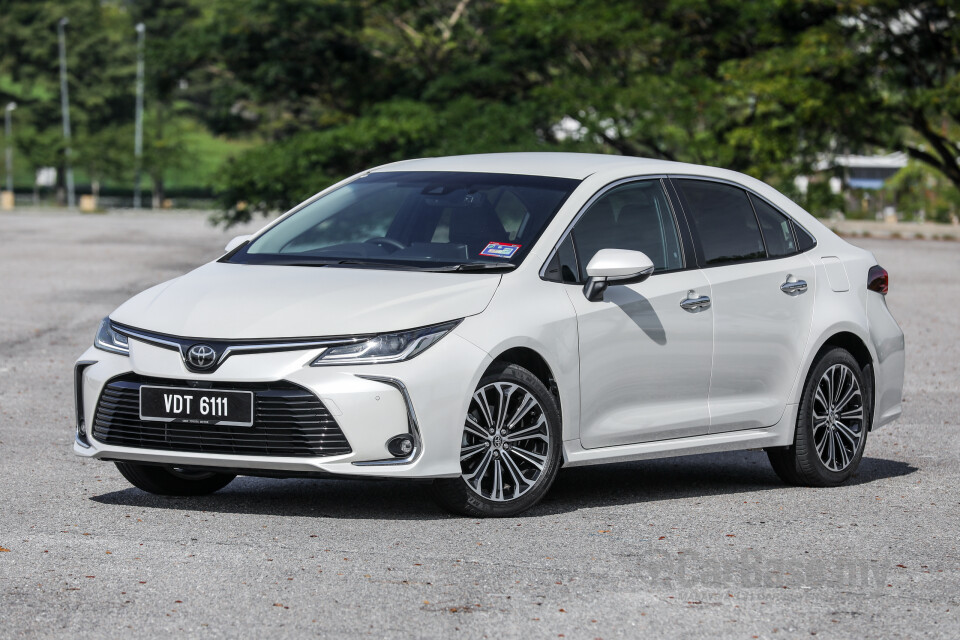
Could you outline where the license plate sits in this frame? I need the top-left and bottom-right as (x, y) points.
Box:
(139, 385), (254, 427)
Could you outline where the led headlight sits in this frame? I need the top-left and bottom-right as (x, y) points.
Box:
(311, 320), (461, 366)
(94, 318), (129, 355)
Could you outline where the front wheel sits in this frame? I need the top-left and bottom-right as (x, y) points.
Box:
(767, 347), (869, 486)
(432, 363), (562, 517)
(115, 461), (236, 496)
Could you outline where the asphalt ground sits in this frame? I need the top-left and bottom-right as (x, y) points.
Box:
(1, 210), (958, 639)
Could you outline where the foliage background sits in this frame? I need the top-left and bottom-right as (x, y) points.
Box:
(1, 0), (958, 223)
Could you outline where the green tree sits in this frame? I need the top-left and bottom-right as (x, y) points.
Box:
(75, 125), (131, 201)
(210, 0), (578, 220)
(0, 0), (136, 200)
(127, 0), (210, 205)
(212, 0), (960, 225)
(726, 0), (960, 190)
(883, 159), (960, 223)
(211, 1), (855, 221)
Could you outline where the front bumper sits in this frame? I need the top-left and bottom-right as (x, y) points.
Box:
(74, 332), (491, 478)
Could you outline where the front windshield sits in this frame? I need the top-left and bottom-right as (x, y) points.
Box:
(228, 171), (580, 271)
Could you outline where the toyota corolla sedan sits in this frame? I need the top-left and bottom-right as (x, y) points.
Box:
(74, 153), (905, 516)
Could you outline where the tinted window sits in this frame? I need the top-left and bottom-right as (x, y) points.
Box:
(543, 235), (579, 283)
(751, 195), (796, 257)
(570, 180), (683, 280)
(676, 180), (765, 265)
(795, 223), (817, 252)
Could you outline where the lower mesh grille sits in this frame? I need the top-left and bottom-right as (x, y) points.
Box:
(92, 375), (351, 457)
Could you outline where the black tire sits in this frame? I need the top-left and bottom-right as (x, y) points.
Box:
(767, 347), (870, 487)
(432, 363), (562, 517)
(114, 461), (236, 496)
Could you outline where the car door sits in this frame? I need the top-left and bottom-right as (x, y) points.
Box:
(549, 178), (714, 448)
(670, 178), (816, 433)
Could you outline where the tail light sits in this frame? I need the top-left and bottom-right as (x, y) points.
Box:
(867, 265), (888, 295)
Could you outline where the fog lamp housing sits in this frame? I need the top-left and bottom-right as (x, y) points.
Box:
(387, 435), (415, 458)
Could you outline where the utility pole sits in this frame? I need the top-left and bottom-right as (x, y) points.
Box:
(57, 17), (75, 209)
(134, 22), (145, 209)
(4, 102), (15, 194)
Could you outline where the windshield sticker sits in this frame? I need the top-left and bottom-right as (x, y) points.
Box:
(479, 242), (521, 259)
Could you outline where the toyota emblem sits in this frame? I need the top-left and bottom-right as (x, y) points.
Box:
(186, 343), (217, 370)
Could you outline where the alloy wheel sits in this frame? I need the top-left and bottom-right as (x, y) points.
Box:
(812, 363), (865, 471)
(460, 381), (550, 502)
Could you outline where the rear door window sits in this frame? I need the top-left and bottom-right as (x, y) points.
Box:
(751, 195), (797, 257)
(674, 179), (766, 266)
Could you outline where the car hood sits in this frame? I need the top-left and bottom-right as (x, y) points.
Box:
(110, 262), (502, 339)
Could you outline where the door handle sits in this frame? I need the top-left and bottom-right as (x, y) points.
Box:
(780, 278), (808, 295)
(680, 294), (711, 312)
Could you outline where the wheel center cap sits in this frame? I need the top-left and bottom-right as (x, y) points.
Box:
(493, 434), (503, 448)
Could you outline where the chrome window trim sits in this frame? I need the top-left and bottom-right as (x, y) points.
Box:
(352, 375), (423, 466)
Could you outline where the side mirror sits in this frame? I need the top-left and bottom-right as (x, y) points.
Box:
(224, 234), (251, 253)
(582, 249), (655, 301)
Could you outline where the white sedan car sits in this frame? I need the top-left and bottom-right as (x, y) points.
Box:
(74, 153), (905, 516)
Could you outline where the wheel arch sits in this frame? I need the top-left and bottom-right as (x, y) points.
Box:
(486, 346), (558, 399)
(797, 327), (877, 430)
(483, 345), (569, 435)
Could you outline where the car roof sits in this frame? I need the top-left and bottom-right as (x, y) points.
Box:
(370, 152), (684, 180)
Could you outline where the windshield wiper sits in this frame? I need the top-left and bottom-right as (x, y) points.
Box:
(242, 258), (515, 272)
(330, 259), (427, 271)
(429, 262), (517, 272)
(270, 259), (425, 271)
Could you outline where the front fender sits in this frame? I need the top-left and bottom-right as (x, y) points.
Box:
(452, 277), (580, 441)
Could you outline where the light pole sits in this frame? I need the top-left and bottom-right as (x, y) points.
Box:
(57, 17), (76, 209)
(133, 22), (145, 209)
(4, 102), (15, 194)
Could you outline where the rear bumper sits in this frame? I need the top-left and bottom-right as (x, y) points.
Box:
(73, 331), (491, 478)
(867, 293), (905, 429)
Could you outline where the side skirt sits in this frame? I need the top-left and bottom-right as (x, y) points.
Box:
(562, 404), (797, 468)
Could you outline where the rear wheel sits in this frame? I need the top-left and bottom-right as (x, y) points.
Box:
(768, 347), (869, 486)
(432, 363), (562, 517)
(115, 461), (236, 496)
